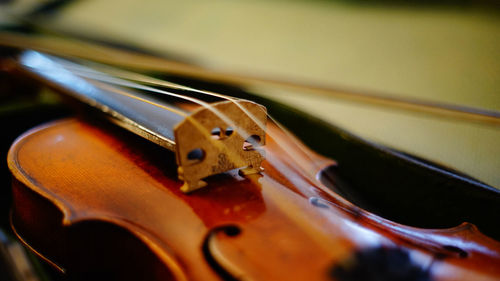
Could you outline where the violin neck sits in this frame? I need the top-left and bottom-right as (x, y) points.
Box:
(17, 50), (184, 150)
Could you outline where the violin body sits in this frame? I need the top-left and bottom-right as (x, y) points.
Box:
(1, 37), (499, 281)
(8, 116), (500, 281)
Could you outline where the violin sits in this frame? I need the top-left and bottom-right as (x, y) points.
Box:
(2, 36), (500, 281)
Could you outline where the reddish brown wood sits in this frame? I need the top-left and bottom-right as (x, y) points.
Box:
(8, 117), (500, 280)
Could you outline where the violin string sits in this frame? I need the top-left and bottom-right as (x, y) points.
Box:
(91, 79), (249, 168)
(81, 67), (319, 177)
(57, 61), (248, 136)
(53, 59), (264, 175)
(118, 71), (324, 177)
(58, 63), (256, 144)
(72, 63), (325, 164)
(61, 61), (324, 178)
(89, 80), (188, 118)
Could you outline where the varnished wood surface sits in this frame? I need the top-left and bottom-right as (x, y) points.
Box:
(8, 118), (500, 280)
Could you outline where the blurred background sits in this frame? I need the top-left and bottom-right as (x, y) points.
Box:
(0, 0), (499, 186)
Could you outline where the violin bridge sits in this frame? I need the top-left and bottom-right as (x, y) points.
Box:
(174, 100), (267, 193)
